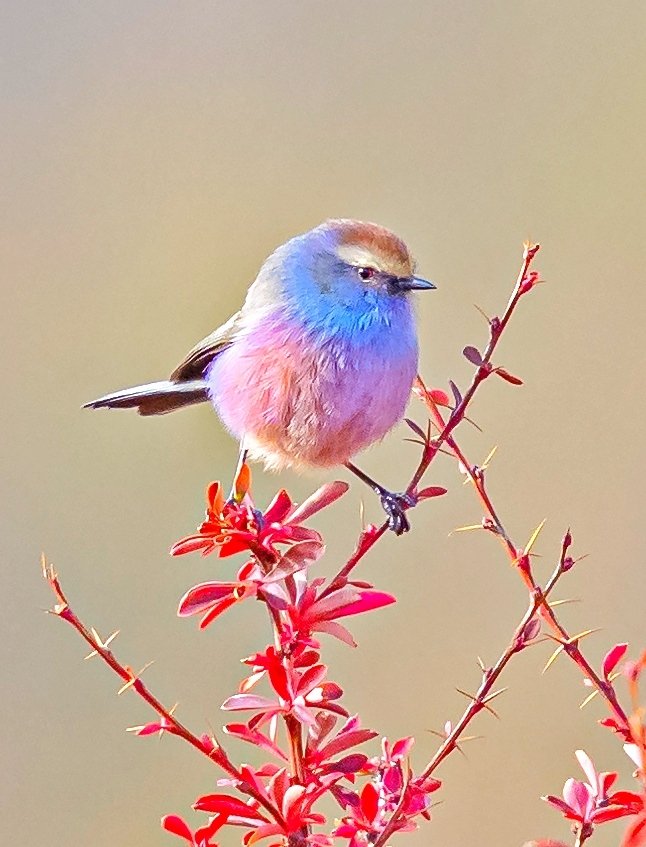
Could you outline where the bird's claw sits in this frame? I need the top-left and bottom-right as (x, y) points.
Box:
(379, 491), (417, 535)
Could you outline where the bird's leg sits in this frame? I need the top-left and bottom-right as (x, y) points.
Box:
(344, 461), (417, 535)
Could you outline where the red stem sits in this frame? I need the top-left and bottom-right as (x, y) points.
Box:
(419, 383), (627, 727)
(265, 602), (306, 787)
(421, 551), (565, 779)
(43, 561), (286, 828)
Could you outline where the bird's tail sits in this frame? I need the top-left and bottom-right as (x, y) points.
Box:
(83, 379), (209, 416)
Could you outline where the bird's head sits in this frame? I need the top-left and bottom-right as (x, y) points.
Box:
(311, 218), (436, 297)
(250, 219), (435, 323)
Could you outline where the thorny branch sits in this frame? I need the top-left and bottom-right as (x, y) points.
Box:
(417, 378), (627, 727)
(43, 557), (286, 828)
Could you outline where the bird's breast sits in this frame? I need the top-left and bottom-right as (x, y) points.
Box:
(207, 304), (419, 469)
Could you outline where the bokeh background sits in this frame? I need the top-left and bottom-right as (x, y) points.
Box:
(3, 2), (646, 845)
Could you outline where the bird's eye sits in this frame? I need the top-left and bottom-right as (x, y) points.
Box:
(357, 266), (376, 281)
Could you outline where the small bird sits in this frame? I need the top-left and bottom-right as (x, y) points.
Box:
(85, 219), (436, 533)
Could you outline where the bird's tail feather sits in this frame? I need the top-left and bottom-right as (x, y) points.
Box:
(83, 379), (209, 416)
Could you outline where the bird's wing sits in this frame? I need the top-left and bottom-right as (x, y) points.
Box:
(170, 311), (242, 381)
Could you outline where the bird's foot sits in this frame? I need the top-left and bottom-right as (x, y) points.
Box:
(379, 491), (417, 536)
(343, 462), (418, 536)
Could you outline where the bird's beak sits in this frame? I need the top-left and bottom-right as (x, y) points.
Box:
(398, 275), (437, 291)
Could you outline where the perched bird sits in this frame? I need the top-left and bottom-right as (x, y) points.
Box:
(85, 219), (435, 533)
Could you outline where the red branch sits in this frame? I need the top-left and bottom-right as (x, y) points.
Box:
(418, 382), (627, 728)
(421, 540), (568, 778)
(42, 558), (286, 829)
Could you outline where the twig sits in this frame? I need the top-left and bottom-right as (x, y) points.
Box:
(42, 557), (286, 828)
(421, 549), (566, 778)
(418, 384), (627, 727)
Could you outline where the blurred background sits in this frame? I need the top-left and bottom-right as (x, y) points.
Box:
(3, 2), (646, 845)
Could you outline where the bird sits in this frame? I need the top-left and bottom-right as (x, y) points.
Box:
(85, 219), (436, 534)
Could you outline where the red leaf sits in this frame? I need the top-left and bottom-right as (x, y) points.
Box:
(267, 767), (290, 811)
(318, 729), (379, 760)
(328, 753), (368, 774)
(463, 345), (484, 366)
(611, 790), (645, 808)
(391, 736), (414, 759)
(297, 664), (328, 696)
(263, 489), (293, 524)
(429, 388), (451, 407)
(331, 788), (361, 812)
(178, 582), (234, 616)
(218, 536), (253, 558)
(603, 643), (629, 679)
(318, 681), (343, 701)
(195, 815), (227, 844)
(136, 720), (170, 736)
(313, 620), (357, 647)
(206, 481), (225, 514)
(310, 712), (338, 745)
(288, 482), (349, 525)
(266, 659), (290, 700)
(416, 486), (447, 500)
(595, 806), (640, 823)
(326, 589), (396, 620)
(171, 536), (214, 557)
(264, 541), (324, 581)
(239, 763), (269, 797)
(277, 525), (322, 544)
(162, 815), (193, 842)
(309, 586), (361, 617)
(296, 649), (320, 667)
(599, 716), (631, 739)
(221, 694), (278, 712)
(282, 783), (307, 816)
(245, 823), (284, 845)
(194, 794), (267, 821)
(449, 379), (462, 407)
(495, 367), (523, 385)
(360, 782), (379, 824)
(199, 595), (239, 629)
(543, 794), (578, 820)
(333, 823), (359, 837)
(404, 418), (427, 440)
(223, 723), (288, 761)
(304, 588), (383, 640)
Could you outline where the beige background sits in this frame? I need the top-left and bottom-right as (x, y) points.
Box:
(3, 2), (646, 845)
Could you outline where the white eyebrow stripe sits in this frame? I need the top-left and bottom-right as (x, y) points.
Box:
(336, 244), (387, 271)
